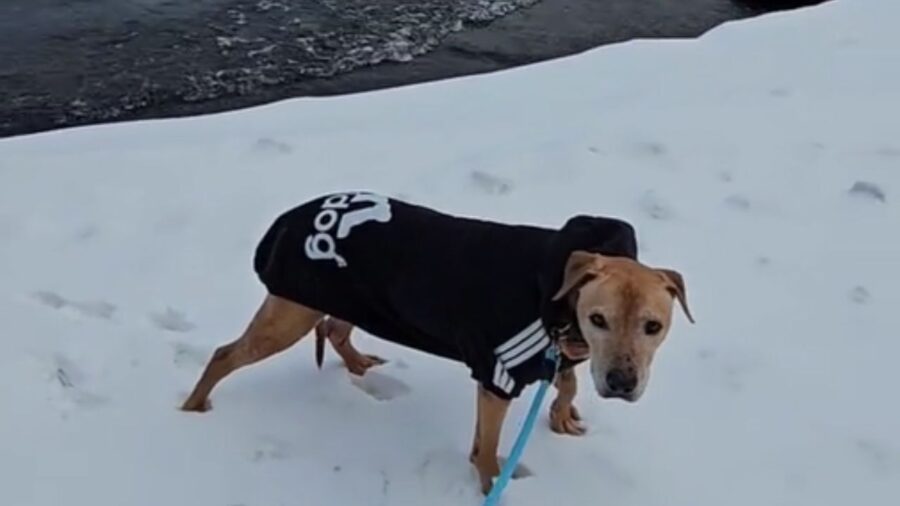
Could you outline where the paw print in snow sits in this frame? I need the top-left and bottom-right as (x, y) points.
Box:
(849, 286), (870, 304)
(848, 181), (886, 203)
(470, 171), (513, 196)
(724, 194), (751, 211)
(250, 436), (292, 462)
(72, 225), (99, 242)
(638, 191), (674, 221)
(854, 438), (899, 477)
(150, 307), (196, 333)
(350, 370), (411, 401)
(33, 291), (116, 320)
(52, 354), (109, 410)
(254, 137), (293, 154)
(34, 291), (66, 309)
(68, 300), (117, 320)
(172, 341), (210, 367)
(875, 146), (900, 158)
(634, 140), (667, 157)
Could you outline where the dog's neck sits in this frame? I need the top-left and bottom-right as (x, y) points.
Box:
(544, 284), (582, 337)
(543, 292), (588, 371)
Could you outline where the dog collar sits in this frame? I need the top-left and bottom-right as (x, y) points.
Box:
(541, 343), (563, 383)
(549, 322), (572, 341)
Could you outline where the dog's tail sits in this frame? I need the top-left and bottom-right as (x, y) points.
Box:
(314, 320), (327, 369)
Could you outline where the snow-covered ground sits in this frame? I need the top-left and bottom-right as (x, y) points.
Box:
(1, 0), (898, 505)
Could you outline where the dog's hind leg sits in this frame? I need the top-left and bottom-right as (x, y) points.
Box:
(180, 294), (322, 412)
(314, 317), (386, 375)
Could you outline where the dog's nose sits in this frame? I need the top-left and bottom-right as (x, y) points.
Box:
(606, 368), (638, 395)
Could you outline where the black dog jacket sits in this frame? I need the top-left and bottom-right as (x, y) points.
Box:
(254, 191), (637, 399)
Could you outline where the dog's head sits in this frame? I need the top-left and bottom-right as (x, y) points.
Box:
(553, 251), (694, 402)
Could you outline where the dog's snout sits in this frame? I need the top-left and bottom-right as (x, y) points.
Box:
(605, 368), (638, 395)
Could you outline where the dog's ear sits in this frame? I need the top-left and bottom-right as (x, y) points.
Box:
(553, 250), (602, 301)
(657, 268), (695, 324)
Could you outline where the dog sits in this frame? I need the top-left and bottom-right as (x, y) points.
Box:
(181, 191), (693, 494)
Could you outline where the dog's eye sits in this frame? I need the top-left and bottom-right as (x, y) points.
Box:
(644, 320), (663, 336)
(589, 313), (609, 330)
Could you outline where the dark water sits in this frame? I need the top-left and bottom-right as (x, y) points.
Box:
(0, 0), (826, 138)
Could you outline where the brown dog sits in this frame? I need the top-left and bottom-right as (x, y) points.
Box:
(181, 249), (692, 493)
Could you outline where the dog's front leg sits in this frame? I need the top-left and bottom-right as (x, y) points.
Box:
(471, 385), (510, 495)
(550, 367), (586, 435)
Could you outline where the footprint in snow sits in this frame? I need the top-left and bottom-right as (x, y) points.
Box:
(172, 341), (210, 367)
(68, 300), (117, 320)
(350, 370), (411, 401)
(498, 457), (534, 479)
(639, 141), (667, 157)
(854, 438), (898, 477)
(848, 181), (886, 203)
(150, 307), (196, 333)
(52, 354), (110, 410)
(849, 286), (870, 304)
(249, 435), (293, 462)
(724, 194), (751, 211)
(54, 354), (84, 388)
(34, 290), (66, 309)
(470, 170), (513, 196)
(874, 146), (900, 158)
(416, 448), (533, 499)
(696, 348), (717, 362)
(637, 191), (674, 221)
(253, 137), (293, 154)
(71, 224), (100, 242)
(33, 291), (117, 320)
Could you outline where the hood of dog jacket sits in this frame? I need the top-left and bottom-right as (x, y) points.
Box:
(537, 215), (639, 372)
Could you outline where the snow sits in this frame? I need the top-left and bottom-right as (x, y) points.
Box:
(1, 0), (899, 505)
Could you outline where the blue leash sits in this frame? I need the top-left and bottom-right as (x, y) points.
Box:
(482, 346), (561, 506)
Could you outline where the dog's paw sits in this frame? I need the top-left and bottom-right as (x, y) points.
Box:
(549, 401), (587, 436)
(180, 396), (212, 413)
(344, 353), (387, 376)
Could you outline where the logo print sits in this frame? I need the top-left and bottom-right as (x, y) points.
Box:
(304, 192), (392, 267)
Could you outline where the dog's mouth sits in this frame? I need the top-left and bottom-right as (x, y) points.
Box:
(596, 388), (639, 403)
(559, 336), (590, 360)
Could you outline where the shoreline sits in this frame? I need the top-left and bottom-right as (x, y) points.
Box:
(0, 0), (825, 139)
